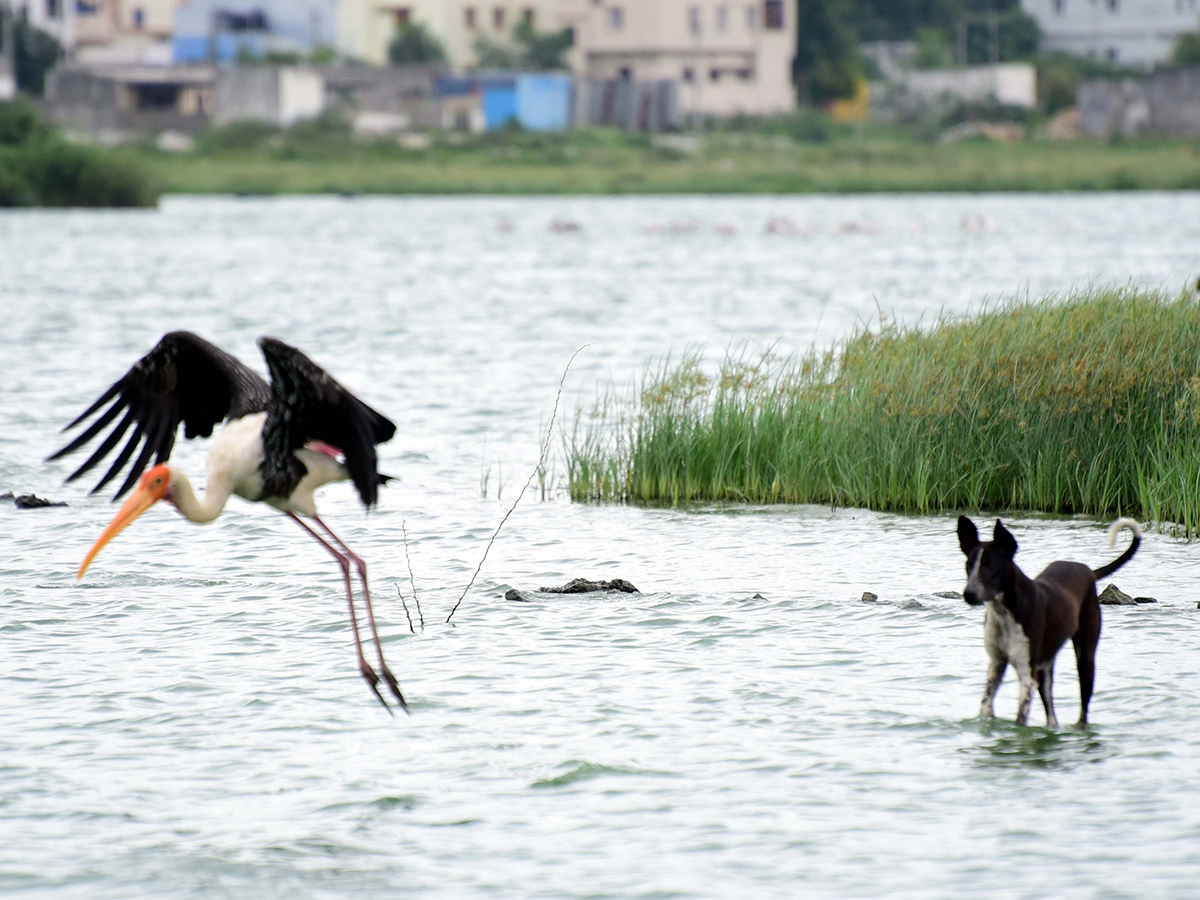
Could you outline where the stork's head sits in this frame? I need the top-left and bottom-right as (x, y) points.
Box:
(77, 464), (173, 579)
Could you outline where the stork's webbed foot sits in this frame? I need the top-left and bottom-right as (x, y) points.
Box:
(380, 665), (409, 715)
(359, 660), (393, 716)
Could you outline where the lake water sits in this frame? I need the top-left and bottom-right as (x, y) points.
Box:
(2, 194), (1200, 899)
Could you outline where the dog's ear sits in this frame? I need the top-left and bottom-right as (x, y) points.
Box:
(957, 516), (979, 554)
(993, 519), (1018, 557)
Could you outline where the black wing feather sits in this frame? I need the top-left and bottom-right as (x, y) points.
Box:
(49, 331), (272, 499)
(257, 337), (396, 508)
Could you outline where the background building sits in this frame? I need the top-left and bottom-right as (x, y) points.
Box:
(173, 0), (337, 63)
(337, 0), (579, 68)
(72, 0), (176, 64)
(1021, 0), (1200, 66)
(570, 0), (796, 118)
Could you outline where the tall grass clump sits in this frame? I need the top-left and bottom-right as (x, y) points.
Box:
(568, 289), (1200, 533)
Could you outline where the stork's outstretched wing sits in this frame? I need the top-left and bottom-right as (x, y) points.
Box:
(48, 331), (272, 498)
(258, 337), (396, 508)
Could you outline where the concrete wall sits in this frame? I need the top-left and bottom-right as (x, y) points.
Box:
(213, 66), (325, 126)
(1079, 67), (1200, 136)
(44, 65), (213, 137)
(581, 79), (680, 131)
(900, 64), (1037, 109)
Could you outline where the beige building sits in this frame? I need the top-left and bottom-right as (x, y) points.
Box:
(570, 1), (796, 117)
(10, 0), (177, 63)
(337, 0), (578, 67)
(338, 0), (797, 118)
(73, 0), (178, 64)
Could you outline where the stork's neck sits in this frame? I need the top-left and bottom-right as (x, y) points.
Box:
(166, 466), (233, 524)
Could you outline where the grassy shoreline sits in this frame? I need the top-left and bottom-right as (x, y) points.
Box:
(567, 289), (1200, 535)
(134, 133), (1200, 195)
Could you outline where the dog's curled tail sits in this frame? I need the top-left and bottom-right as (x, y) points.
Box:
(1093, 517), (1143, 580)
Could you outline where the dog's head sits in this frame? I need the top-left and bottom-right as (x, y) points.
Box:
(956, 516), (1018, 607)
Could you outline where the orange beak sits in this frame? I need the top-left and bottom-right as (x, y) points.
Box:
(78, 465), (170, 580)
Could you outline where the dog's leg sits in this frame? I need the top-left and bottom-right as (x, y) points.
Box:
(1074, 594), (1102, 727)
(1013, 657), (1037, 726)
(980, 656), (1006, 718)
(1037, 662), (1059, 728)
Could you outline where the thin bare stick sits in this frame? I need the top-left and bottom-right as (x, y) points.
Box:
(402, 519), (423, 629)
(446, 344), (593, 624)
(396, 583), (416, 635)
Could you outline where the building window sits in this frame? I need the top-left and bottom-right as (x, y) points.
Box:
(618, 66), (632, 79)
(1106, 46), (1119, 61)
(608, 6), (623, 30)
(746, 4), (757, 29)
(763, 0), (784, 30)
(493, 6), (505, 29)
(465, 7), (477, 29)
(76, 1), (100, 15)
(682, 66), (695, 82)
(522, 7), (535, 27)
(688, 5), (701, 35)
(1053, 0), (1065, 12)
(1107, 0), (1119, 10)
(46, 0), (62, 18)
(716, 5), (728, 31)
(710, 68), (721, 81)
(393, 6), (411, 26)
(738, 68), (754, 80)
(133, 6), (145, 28)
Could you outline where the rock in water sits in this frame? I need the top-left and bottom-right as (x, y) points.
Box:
(861, 592), (879, 602)
(932, 591), (963, 599)
(14, 494), (67, 509)
(505, 589), (534, 603)
(1098, 584), (1137, 606)
(1133, 597), (1158, 604)
(538, 578), (639, 594)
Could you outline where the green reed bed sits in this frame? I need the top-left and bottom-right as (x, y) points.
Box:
(568, 289), (1200, 533)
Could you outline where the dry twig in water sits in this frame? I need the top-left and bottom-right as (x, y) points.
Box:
(445, 344), (592, 624)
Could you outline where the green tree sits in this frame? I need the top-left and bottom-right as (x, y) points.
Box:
(473, 20), (573, 71)
(794, 0), (861, 105)
(513, 19), (573, 71)
(388, 21), (448, 66)
(12, 15), (64, 96)
(1172, 32), (1200, 67)
(913, 27), (952, 68)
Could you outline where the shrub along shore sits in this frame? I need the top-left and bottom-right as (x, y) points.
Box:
(568, 289), (1200, 535)
(0, 101), (158, 207)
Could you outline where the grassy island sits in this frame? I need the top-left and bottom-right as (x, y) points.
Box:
(568, 289), (1200, 534)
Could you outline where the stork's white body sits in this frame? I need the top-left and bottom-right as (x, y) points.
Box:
(167, 412), (349, 523)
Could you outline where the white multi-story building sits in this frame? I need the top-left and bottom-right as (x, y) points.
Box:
(571, 0), (796, 117)
(1021, 0), (1200, 66)
(338, 0), (797, 117)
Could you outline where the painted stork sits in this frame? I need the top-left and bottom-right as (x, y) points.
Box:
(49, 331), (407, 714)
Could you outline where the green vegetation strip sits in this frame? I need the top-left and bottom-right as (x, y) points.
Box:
(568, 289), (1200, 533)
(136, 118), (1200, 195)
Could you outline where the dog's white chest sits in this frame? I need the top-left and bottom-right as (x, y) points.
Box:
(984, 603), (1032, 672)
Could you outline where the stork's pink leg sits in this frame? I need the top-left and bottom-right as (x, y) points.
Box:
(287, 512), (393, 714)
(314, 515), (407, 713)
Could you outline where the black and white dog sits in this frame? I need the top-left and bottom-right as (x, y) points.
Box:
(956, 516), (1141, 728)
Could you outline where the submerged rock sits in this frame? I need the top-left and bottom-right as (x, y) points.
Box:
(505, 589), (534, 603)
(932, 591), (963, 600)
(13, 494), (67, 509)
(1098, 584), (1136, 606)
(0, 491), (12, 501)
(1133, 596), (1158, 604)
(539, 578), (639, 594)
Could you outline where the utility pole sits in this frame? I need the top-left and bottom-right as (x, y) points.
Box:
(988, 0), (1000, 65)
